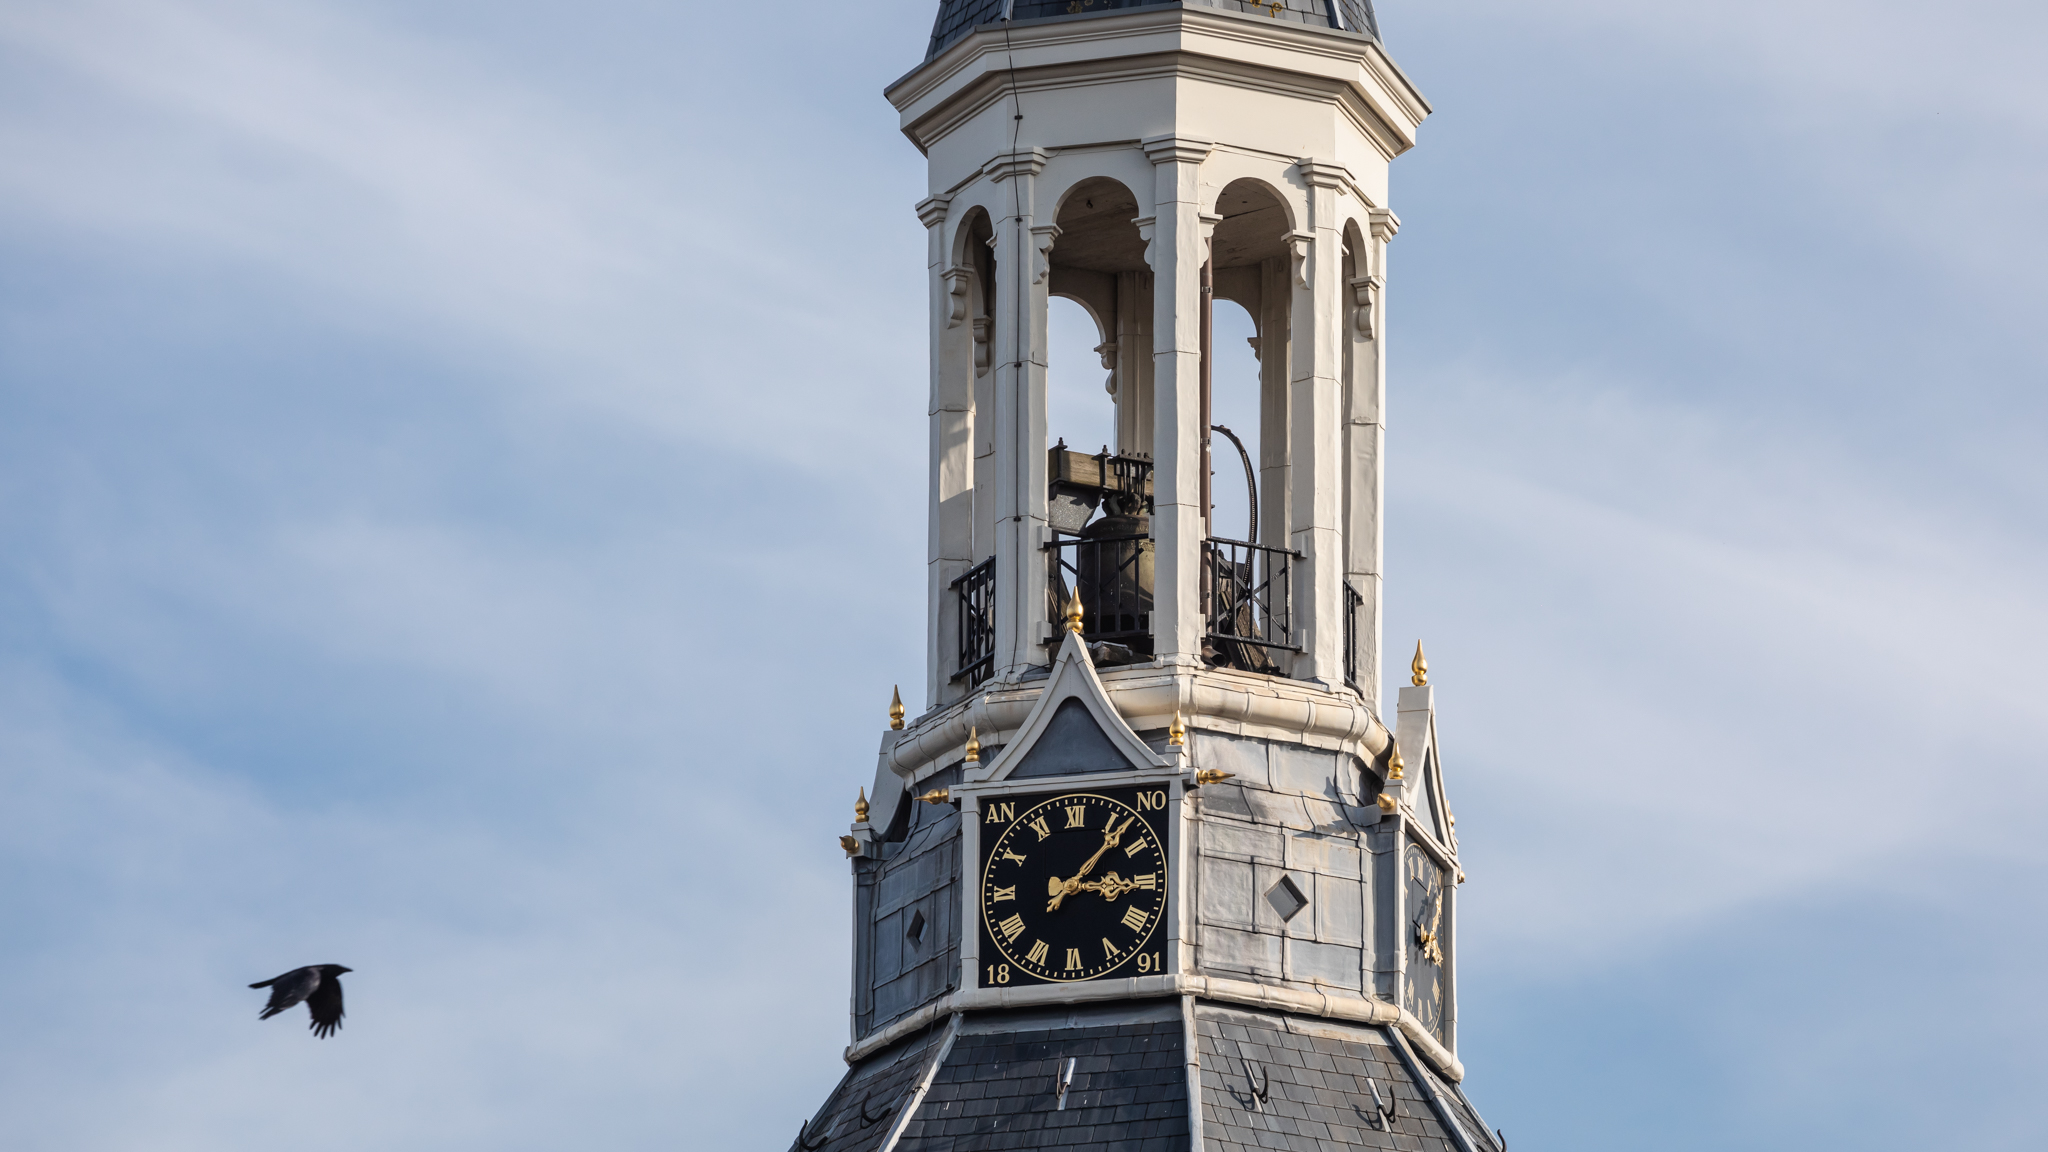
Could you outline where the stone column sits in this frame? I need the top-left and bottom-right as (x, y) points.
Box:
(1346, 207), (1398, 714)
(1288, 160), (1352, 688)
(1141, 134), (1214, 670)
(921, 195), (974, 709)
(986, 149), (1051, 679)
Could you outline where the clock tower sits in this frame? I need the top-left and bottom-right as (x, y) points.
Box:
(798, 3), (1502, 1149)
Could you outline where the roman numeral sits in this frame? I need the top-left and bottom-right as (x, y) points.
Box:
(1065, 948), (1081, 970)
(1124, 836), (1151, 858)
(1029, 817), (1051, 841)
(1134, 872), (1157, 890)
(1101, 937), (1122, 959)
(1026, 940), (1048, 965)
(1064, 805), (1086, 828)
(1121, 905), (1148, 932)
(998, 914), (1026, 942)
(992, 886), (1016, 902)
(1001, 849), (1027, 865)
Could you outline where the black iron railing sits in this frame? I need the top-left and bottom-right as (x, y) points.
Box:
(1344, 580), (1364, 691)
(1203, 537), (1299, 674)
(1045, 533), (1154, 654)
(951, 558), (995, 687)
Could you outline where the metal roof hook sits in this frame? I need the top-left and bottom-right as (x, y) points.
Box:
(1366, 1072), (1398, 1126)
(793, 1116), (830, 1151)
(1496, 1128), (1508, 1150)
(1055, 1056), (1077, 1111)
(857, 1089), (896, 1129)
(1242, 1057), (1270, 1111)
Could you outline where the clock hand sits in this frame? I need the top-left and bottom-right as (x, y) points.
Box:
(1047, 816), (1137, 911)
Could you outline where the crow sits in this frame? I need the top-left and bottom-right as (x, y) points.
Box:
(249, 964), (352, 1038)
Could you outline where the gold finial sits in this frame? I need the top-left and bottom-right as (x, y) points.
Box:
(854, 787), (870, 823)
(1063, 587), (1084, 633)
(839, 834), (859, 856)
(1375, 793), (1398, 813)
(1194, 769), (1234, 785)
(1411, 641), (1428, 687)
(1388, 743), (1405, 781)
(888, 685), (905, 730)
(1168, 707), (1186, 747)
(916, 787), (952, 805)
(963, 726), (980, 763)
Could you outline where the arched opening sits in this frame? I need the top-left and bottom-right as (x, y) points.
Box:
(1045, 176), (1153, 663)
(1204, 178), (1296, 674)
(1208, 296), (1260, 546)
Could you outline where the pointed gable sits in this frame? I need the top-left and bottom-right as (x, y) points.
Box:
(975, 630), (1166, 782)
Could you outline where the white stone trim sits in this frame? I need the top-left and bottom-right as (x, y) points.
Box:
(843, 973), (1464, 1082)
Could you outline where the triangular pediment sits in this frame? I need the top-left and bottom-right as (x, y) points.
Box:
(974, 631), (1167, 782)
(1394, 684), (1458, 853)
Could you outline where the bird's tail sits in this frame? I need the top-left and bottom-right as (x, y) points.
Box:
(248, 979), (275, 989)
(259, 1006), (286, 1020)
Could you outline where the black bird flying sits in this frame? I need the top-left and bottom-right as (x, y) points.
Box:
(249, 964), (352, 1038)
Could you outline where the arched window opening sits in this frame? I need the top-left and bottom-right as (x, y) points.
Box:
(1208, 297), (1260, 546)
(1205, 179), (1296, 675)
(1045, 177), (1153, 664)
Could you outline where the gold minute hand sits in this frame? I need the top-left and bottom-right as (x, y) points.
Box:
(1047, 816), (1136, 911)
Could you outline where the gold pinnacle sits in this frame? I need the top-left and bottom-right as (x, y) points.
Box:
(1168, 707), (1186, 747)
(1194, 769), (1234, 785)
(839, 834), (859, 857)
(1376, 793), (1398, 813)
(917, 787), (952, 805)
(1388, 743), (1405, 781)
(964, 726), (980, 763)
(1411, 641), (1428, 687)
(1064, 587), (1085, 633)
(854, 787), (870, 823)
(888, 685), (905, 730)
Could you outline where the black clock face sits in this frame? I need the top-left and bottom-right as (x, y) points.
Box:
(978, 786), (1171, 986)
(1403, 843), (1446, 1036)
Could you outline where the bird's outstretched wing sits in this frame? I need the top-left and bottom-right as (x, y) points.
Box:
(252, 967), (318, 1021)
(306, 975), (345, 1039)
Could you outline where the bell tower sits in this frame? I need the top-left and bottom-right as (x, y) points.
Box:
(799, 4), (1504, 1150)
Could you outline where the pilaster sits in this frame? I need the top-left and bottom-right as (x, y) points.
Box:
(1142, 134), (1214, 671)
(922, 195), (974, 709)
(1346, 207), (1397, 713)
(1289, 159), (1353, 688)
(988, 149), (1051, 679)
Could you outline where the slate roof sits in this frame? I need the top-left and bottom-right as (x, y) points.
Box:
(924, 0), (1380, 62)
(898, 1012), (1190, 1150)
(800, 1001), (1498, 1152)
(1196, 1005), (1502, 1152)
(796, 1026), (950, 1152)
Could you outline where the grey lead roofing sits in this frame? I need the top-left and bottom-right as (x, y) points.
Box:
(925, 0), (1380, 62)
(792, 1002), (1502, 1152)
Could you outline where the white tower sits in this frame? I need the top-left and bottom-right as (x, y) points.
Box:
(803, 5), (1499, 1150)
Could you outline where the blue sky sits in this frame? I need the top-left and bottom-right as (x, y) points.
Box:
(1, 1), (2043, 1149)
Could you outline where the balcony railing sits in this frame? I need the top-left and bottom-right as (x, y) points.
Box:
(1045, 532), (1154, 657)
(1344, 579), (1364, 691)
(950, 557), (995, 687)
(1203, 537), (1299, 674)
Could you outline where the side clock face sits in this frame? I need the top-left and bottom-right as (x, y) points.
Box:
(978, 787), (1170, 986)
(1403, 843), (1447, 1036)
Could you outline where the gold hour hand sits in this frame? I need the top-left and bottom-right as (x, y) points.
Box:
(1048, 816), (1138, 911)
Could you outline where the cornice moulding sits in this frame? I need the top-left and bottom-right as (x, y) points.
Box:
(891, 666), (1391, 782)
(886, 7), (1428, 159)
(844, 973), (1463, 1082)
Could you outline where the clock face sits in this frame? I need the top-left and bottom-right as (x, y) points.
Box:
(978, 786), (1171, 987)
(1403, 842), (1446, 1036)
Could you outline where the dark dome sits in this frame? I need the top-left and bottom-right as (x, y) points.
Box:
(927, 0), (1379, 62)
